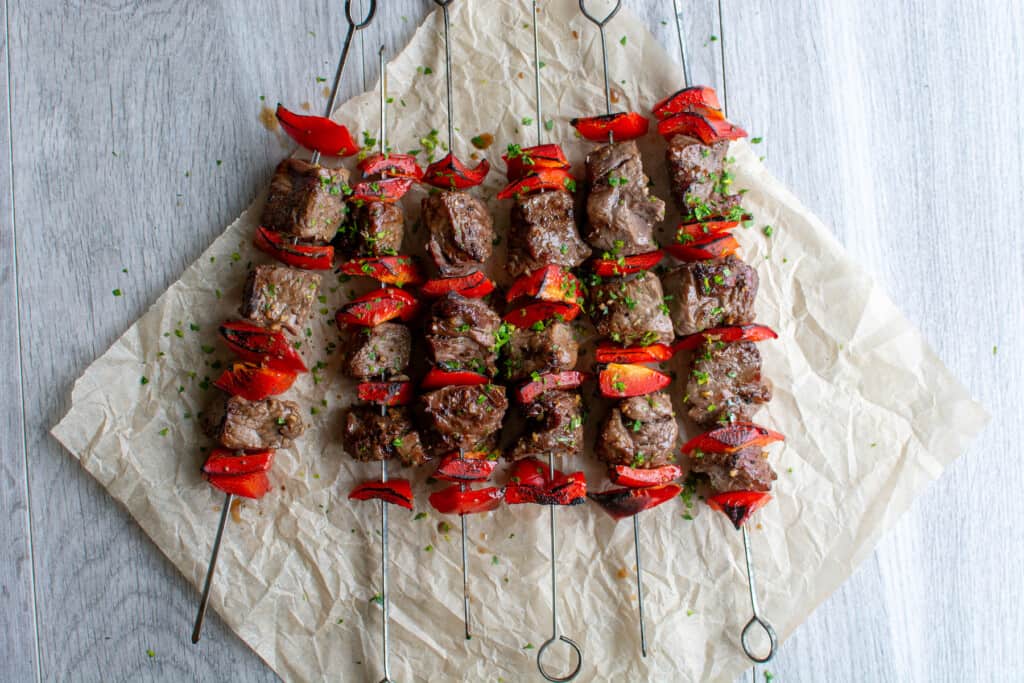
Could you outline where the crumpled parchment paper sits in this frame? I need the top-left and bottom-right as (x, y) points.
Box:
(52, 1), (989, 681)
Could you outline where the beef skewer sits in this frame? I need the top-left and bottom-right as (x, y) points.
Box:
(190, 2), (376, 644)
(654, 2), (780, 663)
(419, 0), (505, 643)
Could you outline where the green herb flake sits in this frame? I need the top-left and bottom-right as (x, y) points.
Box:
(491, 555), (500, 565)
(140, 376), (149, 385)
(763, 225), (774, 237)
(112, 288), (122, 297)
(751, 137), (763, 144)
(619, 35), (627, 46)
(370, 593), (384, 606)
(414, 512), (427, 520)
(159, 427), (168, 437)
(146, 649), (155, 658)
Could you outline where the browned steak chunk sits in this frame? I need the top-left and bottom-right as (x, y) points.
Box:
(341, 322), (411, 379)
(423, 191), (493, 276)
(507, 190), (590, 277)
(420, 384), (508, 455)
(665, 134), (742, 220)
(342, 405), (427, 466)
(689, 445), (777, 493)
(204, 395), (305, 450)
(426, 294), (501, 376)
(343, 200), (404, 257)
(240, 264), (320, 335)
(596, 392), (678, 468)
(685, 340), (772, 427)
(502, 322), (578, 382)
(661, 256), (758, 336)
(508, 390), (584, 461)
(588, 273), (674, 346)
(583, 141), (665, 256)
(261, 158), (349, 242)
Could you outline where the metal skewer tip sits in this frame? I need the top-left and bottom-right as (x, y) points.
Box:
(192, 491), (233, 643)
(459, 448), (472, 640)
(432, 0), (457, 154)
(740, 526), (777, 663)
(632, 515), (647, 657)
(669, 0), (692, 88)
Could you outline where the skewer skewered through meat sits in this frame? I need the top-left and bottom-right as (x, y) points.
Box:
(584, 140), (665, 256)
(661, 256), (758, 336)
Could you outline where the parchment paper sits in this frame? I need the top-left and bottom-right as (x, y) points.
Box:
(52, 2), (989, 681)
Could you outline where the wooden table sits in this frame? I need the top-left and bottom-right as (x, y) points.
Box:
(3, 1), (1019, 680)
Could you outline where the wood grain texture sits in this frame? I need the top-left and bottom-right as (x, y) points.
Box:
(1, 0), (1018, 681)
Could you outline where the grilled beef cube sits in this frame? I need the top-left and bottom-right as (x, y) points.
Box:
(583, 141), (665, 256)
(344, 200), (404, 257)
(661, 256), (758, 336)
(261, 158), (348, 242)
(596, 391), (678, 468)
(426, 294), (501, 376)
(508, 390), (584, 461)
(342, 405), (428, 466)
(423, 191), (493, 276)
(686, 340), (772, 427)
(502, 322), (578, 382)
(588, 273), (674, 346)
(240, 264), (320, 335)
(204, 395), (305, 450)
(507, 190), (590, 277)
(689, 445), (777, 493)
(665, 134), (742, 220)
(421, 384), (508, 455)
(341, 322), (411, 379)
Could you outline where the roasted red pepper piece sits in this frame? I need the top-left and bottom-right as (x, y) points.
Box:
(348, 479), (415, 510)
(335, 287), (420, 327)
(507, 457), (549, 488)
(337, 256), (426, 287)
(675, 218), (744, 244)
(202, 448), (275, 476)
(502, 301), (581, 328)
(589, 250), (664, 276)
(672, 324), (779, 352)
(681, 422), (785, 455)
(213, 362), (297, 401)
(219, 321), (308, 373)
(275, 104), (359, 157)
(497, 168), (576, 200)
(422, 153), (490, 189)
(609, 464), (683, 488)
(506, 265), (583, 306)
(571, 111), (649, 142)
(254, 226), (334, 270)
(664, 233), (740, 261)
(707, 490), (773, 529)
(506, 473), (586, 506)
(657, 112), (748, 144)
(594, 342), (675, 364)
(358, 153), (424, 181)
(357, 381), (415, 406)
(420, 271), (496, 299)
(515, 370), (589, 404)
(598, 363), (672, 398)
(503, 143), (570, 181)
(434, 451), (498, 483)
(348, 177), (415, 204)
(205, 471), (272, 500)
(588, 483), (682, 520)
(428, 484), (504, 515)
(652, 85), (724, 121)
(421, 368), (490, 390)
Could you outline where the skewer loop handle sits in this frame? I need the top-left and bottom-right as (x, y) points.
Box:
(537, 634), (583, 683)
(740, 614), (777, 663)
(578, 0), (622, 27)
(345, 0), (377, 28)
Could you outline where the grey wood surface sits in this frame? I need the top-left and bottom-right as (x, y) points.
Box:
(2, 0), (1019, 681)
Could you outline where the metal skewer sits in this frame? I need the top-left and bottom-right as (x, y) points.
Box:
(459, 450), (472, 640)
(191, 492), (232, 643)
(578, 0), (650, 658)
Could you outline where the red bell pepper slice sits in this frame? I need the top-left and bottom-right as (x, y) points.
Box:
(672, 324), (779, 353)
(275, 104), (359, 157)
(681, 422), (785, 455)
(202, 448), (275, 476)
(358, 153), (424, 181)
(219, 321), (308, 373)
(609, 464), (683, 488)
(657, 112), (748, 145)
(337, 256), (426, 287)
(503, 143), (570, 181)
(652, 85), (724, 121)
(675, 219), (743, 244)
(664, 233), (740, 261)
(588, 483), (682, 520)
(428, 484), (504, 515)
(595, 342), (675, 364)
(434, 451), (498, 483)
(589, 250), (664, 276)
(505, 472), (586, 506)
(357, 381), (415, 406)
(254, 226), (334, 270)
(335, 287), (420, 327)
(507, 457), (549, 488)
(420, 271), (495, 299)
(598, 363), (672, 398)
(213, 362), (297, 401)
(421, 368), (490, 390)
(570, 111), (649, 142)
(422, 153), (490, 189)
(497, 168), (576, 201)
(348, 177), (415, 204)
(205, 470), (272, 500)
(707, 490), (773, 529)
(502, 301), (581, 328)
(515, 370), (589, 404)
(348, 479), (415, 510)
(506, 265), (583, 306)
